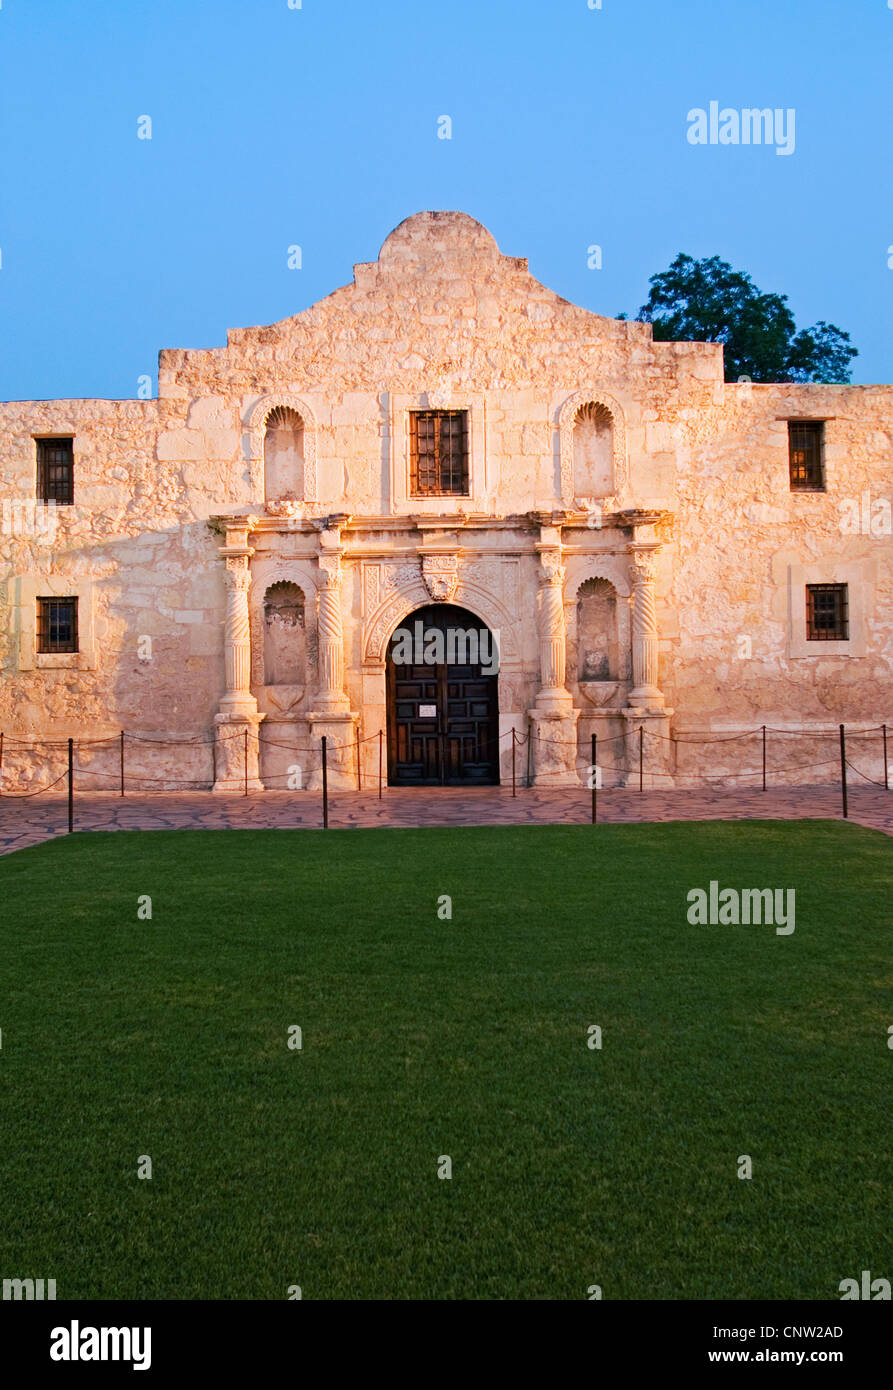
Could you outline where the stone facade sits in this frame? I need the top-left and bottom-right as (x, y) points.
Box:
(1, 211), (890, 790)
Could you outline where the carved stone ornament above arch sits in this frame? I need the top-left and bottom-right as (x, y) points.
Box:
(247, 393), (319, 503)
(564, 553), (632, 600)
(363, 570), (521, 667)
(558, 389), (628, 508)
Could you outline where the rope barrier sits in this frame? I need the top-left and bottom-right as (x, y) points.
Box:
(0, 721), (889, 801)
(0, 771), (70, 798)
(3, 722), (889, 751)
(124, 733), (221, 746)
(0, 735), (122, 748)
(844, 759), (889, 789)
(74, 766), (213, 789)
(647, 729), (757, 745)
(763, 724), (890, 737)
(256, 729), (385, 755)
(257, 735), (322, 754)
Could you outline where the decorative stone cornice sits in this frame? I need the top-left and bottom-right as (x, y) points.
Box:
(216, 516), (259, 558)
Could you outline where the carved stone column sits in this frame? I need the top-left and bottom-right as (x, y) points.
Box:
(623, 542), (674, 787)
(315, 560), (350, 714)
(222, 561), (253, 712)
(528, 533), (579, 785)
(213, 524), (265, 792)
(307, 532), (357, 789)
(535, 552), (571, 712)
(628, 545), (665, 709)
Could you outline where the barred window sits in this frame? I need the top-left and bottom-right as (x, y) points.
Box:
(36, 438), (74, 505)
(37, 597), (78, 653)
(409, 410), (469, 496)
(788, 421), (825, 491)
(806, 583), (848, 641)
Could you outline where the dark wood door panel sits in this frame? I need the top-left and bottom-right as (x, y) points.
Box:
(387, 605), (499, 787)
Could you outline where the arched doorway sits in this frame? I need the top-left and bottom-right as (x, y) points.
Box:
(386, 604), (499, 786)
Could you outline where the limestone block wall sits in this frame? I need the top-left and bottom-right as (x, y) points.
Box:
(0, 211), (890, 791)
(665, 383), (893, 725)
(0, 396), (232, 755)
(153, 212), (720, 522)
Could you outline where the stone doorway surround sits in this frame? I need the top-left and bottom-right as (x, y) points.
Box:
(210, 507), (674, 791)
(385, 602), (500, 786)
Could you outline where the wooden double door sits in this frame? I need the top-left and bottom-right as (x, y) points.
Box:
(386, 605), (499, 786)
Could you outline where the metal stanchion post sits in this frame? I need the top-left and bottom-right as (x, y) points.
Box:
(839, 724), (848, 819)
(120, 729), (125, 796)
(762, 725), (767, 792)
(378, 729), (383, 800)
(883, 724), (888, 791)
(68, 737), (74, 833)
(591, 732), (597, 825)
(356, 727), (361, 791)
(322, 736), (329, 828)
(512, 729), (516, 798)
(639, 725), (643, 794)
(244, 728), (248, 797)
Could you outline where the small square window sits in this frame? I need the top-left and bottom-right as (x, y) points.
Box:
(36, 438), (74, 505)
(788, 421), (825, 491)
(806, 583), (848, 641)
(37, 597), (79, 653)
(409, 410), (469, 496)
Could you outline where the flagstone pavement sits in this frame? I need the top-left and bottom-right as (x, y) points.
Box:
(1, 785), (891, 857)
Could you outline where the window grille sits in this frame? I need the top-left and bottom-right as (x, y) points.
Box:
(409, 411), (469, 496)
(37, 438), (74, 505)
(788, 421), (825, 491)
(806, 583), (848, 641)
(37, 596), (78, 653)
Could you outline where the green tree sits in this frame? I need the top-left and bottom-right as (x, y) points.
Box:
(621, 253), (857, 383)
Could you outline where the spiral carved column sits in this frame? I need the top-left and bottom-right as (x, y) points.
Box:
(214, 536), (265, 792)
(223, 561), (253, 703)
(529, 544), (578, 785)
(307, 550), (357, 788)
(622, 542), (674, 789)
(628, 547), (665, 708)
(535, 554), (572, 712)
(315, 564), (349, 712)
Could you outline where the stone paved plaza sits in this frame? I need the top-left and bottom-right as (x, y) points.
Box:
(1, 784), (890, 857)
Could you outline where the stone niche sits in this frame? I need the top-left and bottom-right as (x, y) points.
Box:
(264, 406), (305, 504)
(574, 576), (625, 707)
(262, 580), (306, 712)
(573, 402), (613, 498)
(576, 577), (619, 678)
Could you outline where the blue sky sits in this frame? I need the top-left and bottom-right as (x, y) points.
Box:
(0, 0), (890, 399)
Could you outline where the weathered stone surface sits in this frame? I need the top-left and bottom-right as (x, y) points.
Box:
(0, 211), (889, 790)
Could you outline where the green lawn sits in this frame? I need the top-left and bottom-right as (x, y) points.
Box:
(0, 820), (890, 1301)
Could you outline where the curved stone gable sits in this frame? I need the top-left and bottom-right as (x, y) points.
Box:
(0, 211), (889, 794)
